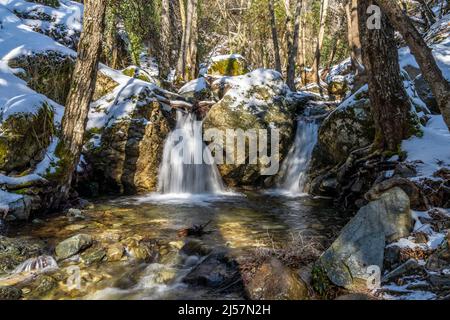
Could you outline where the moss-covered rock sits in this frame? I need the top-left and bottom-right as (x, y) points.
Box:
(0, 236), (46, 275)
(93, 71), (119, 101)
(0, 101), (55, 174)
(312, 86), (375, 167)
(79, 86), (176, 195)
(9, 51), (75, 105)
(206, 54), (249, 77)
(203, 69), (295, 187)
(122, 66), (159, 85)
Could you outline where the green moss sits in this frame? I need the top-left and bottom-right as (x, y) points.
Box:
(9, 51), (75, 105)
(311, 264), (335, 299)
(44, 140), (73, 183)
(122, 67), (152, 82)
(208, 58), (249, 76)
(0, 102), (55, 173)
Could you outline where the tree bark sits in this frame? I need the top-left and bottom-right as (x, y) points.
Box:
(346, 0), (363, 73)
(312, 0), (329, 85)
(376, 0), (450, 131)
(269, 0), (282, 73)
(188, 0), (199, 79)
(286, 0), (303, 90)
(159, 0), (172, 81)
(358, 0), (412, 151)
(177, 0), (187, 79)
(58, 0), (107, 200)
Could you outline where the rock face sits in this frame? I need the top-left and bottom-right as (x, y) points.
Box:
(203, 69), (295, 187)
(206, 54), (249, 77)
(55, 234), (93, 260)
(312, 85), (375, 167)
(9, 51), (75, 105)
(0, 100), (54, 174)
(246, 258), (309, 300)
(79, 84), (177, 195)
(318, 187), (412, 291)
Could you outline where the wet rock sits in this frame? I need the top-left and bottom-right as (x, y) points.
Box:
(382, 259), (424, 283)
(246, 258), (309, 300)
(66, 208), (86, 221)
(30, 275), (58, 297)
(55, 234), (93, 261)
(318, 187), (412, 291)
(203, 69), (295, 187)
(183, 251), (242, 291)
(0, 236), (46, 274)
(106, 243), (124, 262)
(0, 286), (22, 300)
(80, 247), (106, 265)
(122, 237), (153, 262)
(181, 240), (212, 257)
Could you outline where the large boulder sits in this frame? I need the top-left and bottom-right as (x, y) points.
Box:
(317, 187), (413, 291)
(0, 95), (55, 174)
(312, 85), (375, 167)
(205, 54), (249, 77)
(80, 82), (177, 195)
(246, 258), (309, 300)
(9, 51), (75, 105)
(203, 69), (295, 187)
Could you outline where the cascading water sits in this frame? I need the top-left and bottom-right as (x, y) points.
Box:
(157, 110), (225, 194)
(277, 114), (319, 195)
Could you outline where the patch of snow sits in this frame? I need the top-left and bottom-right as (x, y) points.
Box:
(0, 189), (22, 212)
(178, 77), (207, 95)
(402, 115), (450, 179)
(210, 53), (244, 62)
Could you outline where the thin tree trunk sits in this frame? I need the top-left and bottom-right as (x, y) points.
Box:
(159, 0), (171, 81)
(377, 0), (450, 131)
(177, 0), (187, 79)
(286, 0), (303, 90)
(312, 0), (329, 85)
(188, 0), (199, 79)
(58, 0), (107, 200)
(358, 0), (412, 151)
(346, 0), (363, 73)
(269, 0), (282, 73)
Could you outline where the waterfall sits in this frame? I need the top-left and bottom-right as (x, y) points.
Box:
(157, 111), (225, 194)
(277, 116), (319, 195)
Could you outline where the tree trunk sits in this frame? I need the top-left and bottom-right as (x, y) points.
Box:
(159, 0), (172, 81)
(58, 0), (107, 200)
(358, 0), (412, 151)
(188, 0), (199, 79)
(286, 0), (303, 90)
(177, 0), (187, 79)
(269, 0), (282, 73)
(312, 0), (329, 85)
(346, 0), (363, 73)
(376, 0), (450, 131)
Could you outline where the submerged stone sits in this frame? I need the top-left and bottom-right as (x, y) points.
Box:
(55, 234), (93, 261)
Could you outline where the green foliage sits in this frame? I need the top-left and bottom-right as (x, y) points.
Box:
(108, 0), (161, 66)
